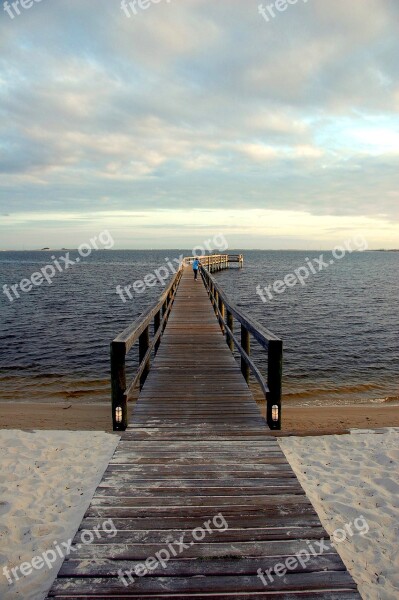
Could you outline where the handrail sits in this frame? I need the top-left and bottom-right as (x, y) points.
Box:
(111, 266), (183, 430)
(200, 265), (282, 430)
(183, 254), (243, 272)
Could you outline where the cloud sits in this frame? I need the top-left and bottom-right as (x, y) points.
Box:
(0, 0), (398, 247)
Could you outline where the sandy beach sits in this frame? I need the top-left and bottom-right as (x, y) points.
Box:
(279, 429), (399, 600)
(1, 401), (398, 436)
(0, 430), (119, 600)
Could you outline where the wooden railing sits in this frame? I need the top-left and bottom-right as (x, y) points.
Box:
(111, 267), (183, 430)
(184, 254), (243, 272)
(110, 252), (271, 432)
(200, 265), (283, 430)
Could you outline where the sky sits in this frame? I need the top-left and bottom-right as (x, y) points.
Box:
(0, 0), (399, 249)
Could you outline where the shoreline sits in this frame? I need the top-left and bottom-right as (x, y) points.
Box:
(1, 401), (398, 436)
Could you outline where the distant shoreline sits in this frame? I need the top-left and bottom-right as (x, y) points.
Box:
(1, 248), (399, 252)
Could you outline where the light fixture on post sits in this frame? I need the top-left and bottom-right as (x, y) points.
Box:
(115, 406), (123, 424)
(272, 404), (279, 423)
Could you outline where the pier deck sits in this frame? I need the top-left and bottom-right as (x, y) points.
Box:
(48, 267), (360, 598)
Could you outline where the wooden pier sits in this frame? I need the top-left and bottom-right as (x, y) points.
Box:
(48, 257), (360, 599)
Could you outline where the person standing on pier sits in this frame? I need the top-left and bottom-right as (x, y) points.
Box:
(192, 257), (200, 280)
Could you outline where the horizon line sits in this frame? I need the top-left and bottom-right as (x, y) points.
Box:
(1, 248), (398, 252)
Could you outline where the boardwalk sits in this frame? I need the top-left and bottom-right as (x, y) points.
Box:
(48, 267), (360, 598)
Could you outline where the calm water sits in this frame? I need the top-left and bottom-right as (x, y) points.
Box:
(0, 250), (398, 406)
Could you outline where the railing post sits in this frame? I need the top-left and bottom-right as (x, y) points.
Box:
(162, 299), (168, 331)
(111, 342), (128, 431)
(154, 310), (161, 354)
(165, 285), (172, 320)
(266, 339), (283, 430)
(226, 309), (234, 351)
(218, 295), (225, 333)
(139, 326), (150, 389)
(214, 289), (219, 316)
(241, 325), (250, 383)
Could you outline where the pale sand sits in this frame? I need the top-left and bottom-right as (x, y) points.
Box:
(279, 428), (399, 600)
(0, 402), (399, 435)
(0, 430), (119, 600)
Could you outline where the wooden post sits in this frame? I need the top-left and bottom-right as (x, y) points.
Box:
(162, 299), (168, 331)
(111, 342), (128, 431)
(166, 288), (173, 316)
(241, 325), (250, 383)
(139, 326), (150, 389)
(214, 290), (219, 316)
(218, 295), (225, 333)
(226, 309), (234, 351)
(266, 339), (283, 430)
(154, 310), (161, 354)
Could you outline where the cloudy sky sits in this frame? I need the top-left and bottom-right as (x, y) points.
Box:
(1, 0), (399, 249)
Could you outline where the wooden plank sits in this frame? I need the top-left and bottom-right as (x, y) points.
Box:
(85, 508), (321, 520)
(105, 463), (294, 472)
(109, 454), (288, 465)
(58, 554), (346, 578)
(116, 441), (282, 449)
(49, 572), (358, 594)
(99, 475), (299, 486)
(48, 592), (361, 599)
(93, 487), (305, 498)
(105, 464), (294, 473)
(72, 527), (328, 545)
(48, 593), (361, 599)
(80, 515), (323, 530)
(57, 539), (336, 560)
(102, 469), (297, 480)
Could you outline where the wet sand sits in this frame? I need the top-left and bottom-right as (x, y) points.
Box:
(0, 401), (398, 435)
